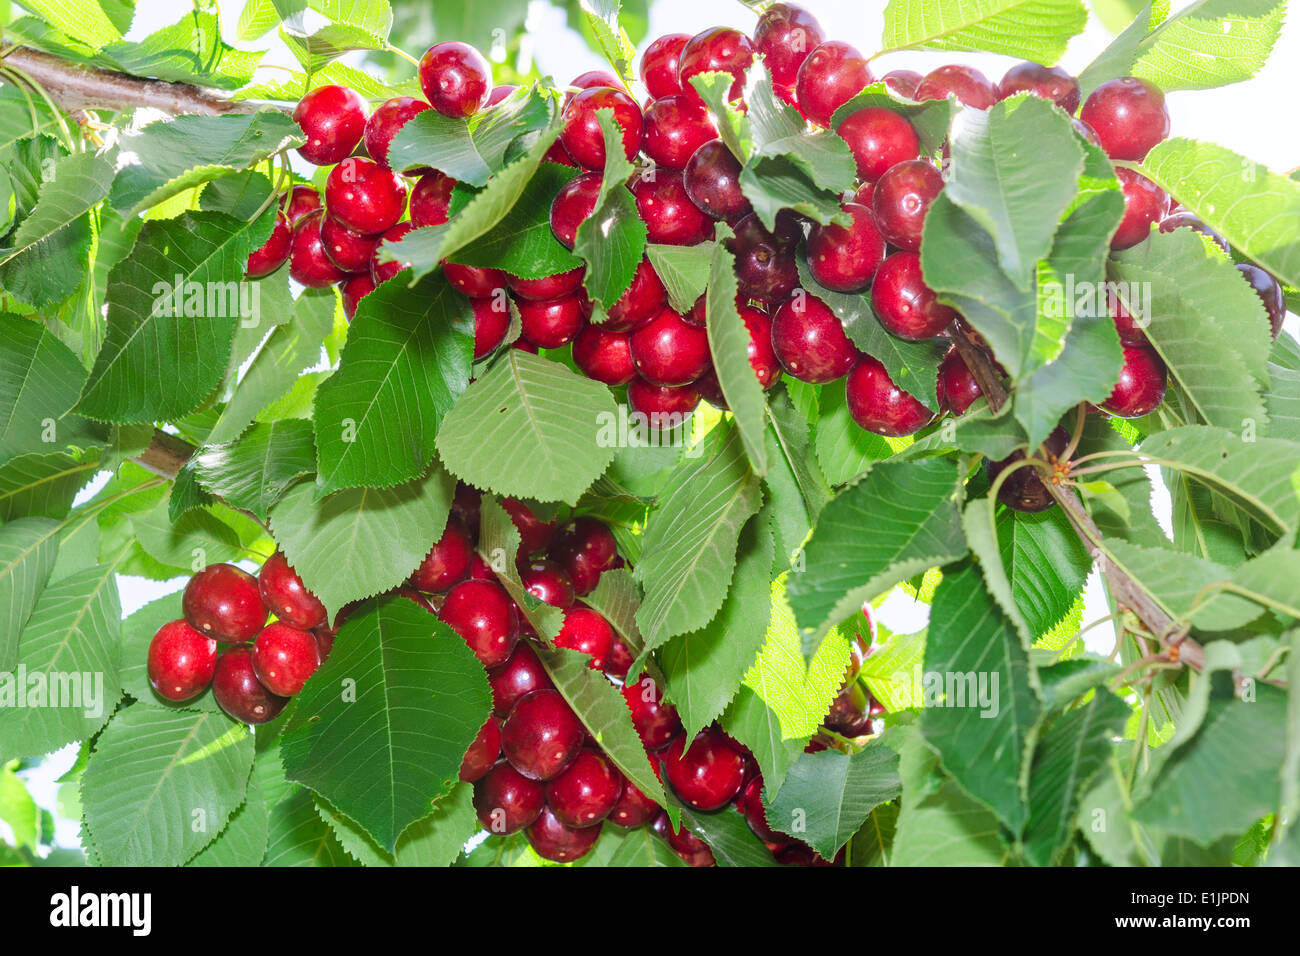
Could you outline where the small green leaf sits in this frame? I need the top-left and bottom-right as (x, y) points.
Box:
(193, 419), (317, 521)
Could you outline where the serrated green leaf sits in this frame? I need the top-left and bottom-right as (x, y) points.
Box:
(130, 496), (246, 571)
(102, 12), (262, 92)
(0, 516), (59, 671)
(857, 626), (927, 712)
(879, 0), (1088, 62)
(644, 241), (714, 314)
(1131, 0), (1287, 91)
(193, 419), (316, 521)
(263, 787), (357, 866)
(189, 774), (269, 867)
(677, 803), (779, 866)
(0, 314), (100, 467)
(763, 388), (832, 564)
(575, 110), (645, 311)
(1077, 1), (1155, 97)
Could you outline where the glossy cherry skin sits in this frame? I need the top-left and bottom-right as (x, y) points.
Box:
(871, 251), (957, 340)
(282, 185), (322, 225)
(341, 274), (375, 320)
(246, 213), (291, 278)
(293, 85), (367, 166)
(488, 642), (555, 717)
(364, 96), (430, 167)
(183, 563), (266, 642)
(561, 87), (643, 170)
(411, 518), (473, 592)
(738, 773), (789, 845)
(517, 292), (590, 349)
(729, 212), (800, 301)
(1111, 168), (1170, 250)
(936, 347), (981, 414)
(459, 716), (502, 783)
(546, 749), (622, 827)
(662, 728), (747, 810)
(630, 307), (711, 386)
(683, 139), (750, 220)
(1237, 264), (1286, 339)
(148, 620), (218, 702)
(502, 498), (555, 555)
(605, 257), (667, 331)
(627, 378), (701, 421)
(997, 62), (1080, 113)
(622, 674), (683, 751)
(319, 214), (377, 273)
(753, 2), (826, 91)
(872, 159), (944, 252)
(527, 808), (602, 861)
(438, 579), (519, 667)
(609, 777), (660, 827)
(837, 107), (920, 183)
(252, 622), (321, 697)
(632, 169), (714, 246)
(739, 306), (782, 389)
(572, 325), (635, 386)
(471, 297), (511, 359)
(409, 170), (456, 227)
(642, 96), (717, 171)
(1158, 210), (1230, 255)
(823, 681), (872, 737)
(324, 158), (407, 236)
(1111, 296), (1149, 346)
(653, 811), (715, 866)
(289, 211), (348, 288)
(915, 64), (997, 110)
(641, 33), (691, 98)
(473, 761), (545, 834)
(1080, 77), (1170, 161)
(554, 607), (614, 670)
(1102, 345), (1166, 418)
(883, 69), (923, 99)
(519, 559), (576, 609)
(549, 172), (603, 249)
(419, 41), (492, 117)
(807, 202), (886, 293)
(846, 355), (935, 437)
(443, 262), (507, 298)
(605, 635), (634, 679)
(501, 689), (586, 781)
(258, 552), (327, 630)
(770, 293), (858, 384)
(487, 84), (518, 107)
(548, 517), (619, 595)
(212, 645), (288, 725)
(370, 222), (413, 284)
(795, 41), (872, 127)
(678, 27), (755, 108)
(987, 428), (1068, 513)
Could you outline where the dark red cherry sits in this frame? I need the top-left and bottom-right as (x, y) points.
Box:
(622, 674), (683, 751)
(1080, 76), (1170, 162)
(632, 169), (715, 245)
(641, 33), (691, 99)
(549, 172), (604, 249)
(548, 516), (620, 590)
(872, 159), (944, 252)
(364, 96), (431, 167)
(527, 807), (602, 861)
(471, 297), (510, 360)
(662, 728), (747, 810)
(683, 139), (750, 220)
(1237, 263), (1286, 339)
(936, 347), (982, 415)
(147, 620), (218, 702)
(459, 716), (502, 783)
(561, 87), (643, 170)
(370, 221), (413, 284)
(517, 291), (590, 349)
(573, 325), (636, 386)
(1111, 168), (1170, 250)
(282, 184), (321, 225)
(837, 107), (920, 183)
(729, 212), (800, 301)
(474, 761), (545, 834)
(487, 84), (518, 107)
(546, 749), (622, 827)
(411, 518), (473, 592)
(823, 681), (872, 736)
(443, 262), (507, 298)
(508, 267), (585, 301)
(871, 251), (957, 340)
(627, 378), (700, 421)
(212, 645), (288, 725)
(996, 62), (1080, 113)
(807, 202), (886, 293)
(738, 773), (789, 845)
(319, 214), (377, 273)
(341, 274), (375, 320)
(642, 96), (717, 170)
(630, 307), (711, 386)
(419, 41), (492, 117)
(409, 170), (456, 227)
(1101, 345), (1166, 418)
(183, 563), (266, 642)
(258, 552), (326, 630)
(246, 213), (291, 278)
(752, 2), (826, 91)
(519, 559), (576, 609)
(439, 578), (519, 667)
(605, 257), (668, 331)
(882, 69), (923, 99)
(1111, 295), (1149, 346)
(846, 355), (935, 437)
(678, 27), (755, 108)
(1158, 210), (1230, 255)
(252, 622), (321, 697)
(1072, 116), (1102, 145)
(653, 811), (715, 866)
(293, 85), (367, 166)
(501, 688), (585, 781)
(771, 292), (858, 384)
(608, 777), (660, 827)
(289, 210), (348, 288)
(502, 498), (556, 555)
(554, 607), (614, 670)
(605, 635), (634, 680)
(914, 64), (997, 110)
(795, 41), (872, 127)
(739, 305), (782, 389)
(488, 642), (555, 717)
(324, 157), (407, 236)
(986, 427), (1068, 513)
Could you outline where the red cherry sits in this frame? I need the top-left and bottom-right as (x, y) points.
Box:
(1111, 295), (1149, 346)
(324, 158), (407, 236)
(411, 518), (473, 592)
(1158, 210), (1230, 255)
(870, 251), (957, 340)
(622, 674), (683, 751)
(630, 307), (712, 386)
(1237, 263), (1286, 339)
(502, 498), (555, 555)
(288, 210), (348, 288)
(439, 579), (519, 667)
(507, 267), (585, 301)
(739, 305), (782, 389)
(729, 212), (800, 301)
(409, 170), (456, 227)
(319, 214), (377, 274)
(608, 776), (660, 827)
(641, 33), (691, 98)
(472, 297), (510, 359)
(915, 64), (997, 110)
(459, 716), (502, 783)
(632, 169), (715, 245)
(364, 96), (431, 167)
(1080, 76), (1170, 162)
(183, 563), (266, 642)
(642, 95), (717, 170)
(770, 292), (858, 384)
(794, 41), (872, 127)
(258, 552), (326, 630)
(246, 213), (291, 278)
(488, 642), (555, 717)
(836, 107), (920, 183)
(561, 87), (643, 170)
(487, 84), (518, 106)
(341, 274), (376, 320)
(147, 620), (218, 702)
(418, 41), (492, 117)
(683, 139), (750, 220)
(996, 62), (1080, 113)
(548, 516), (619, 587)
(872, 159), (944, 252)
(549, 172), (604, 249)
(936, 347), (982, 415)
(252, 622), (321, 697)
(605, 257), (667, 331)
(662, 728), (747, 810)
(752, 2), (826, 91)
(573, 324), (636, 386)
(473, 761), (545, 834)
(554, 607), (614, 670)
(653, 810), (715, 866)
(807, 202), (886, 293)
(627, 378), (701, 421)
(501, 688), (586, 781)
(517, 291), (590, 349)
(212, 645), (288, 725)
(293, 85), (367, 166)
(281, 184), (321, 225)
(678, 27), (755, 108)
(738, 773), (789, 845)
(987, 428), (1069, 513)
(370, 221), (413, 284)
(443, 262), (507, 298)
(526, 807), (602, 861)
(883, 69), (923, 99)
(1101, 345), (1166, 418)
(845, 355), (934, 437)
(519, 559), (576, 609)
(546, 749), (621, 828)
(1111, 168), (1170, 250)
(605, 635), (634, 679)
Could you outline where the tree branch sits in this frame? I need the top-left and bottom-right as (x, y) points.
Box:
(132, 429), (195, 480)
(0, 46), (283, 116)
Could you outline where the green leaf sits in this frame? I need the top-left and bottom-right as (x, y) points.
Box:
(574, 110), (646, 312)
(475, 496), (566, 640)
(392, 783), (480, 866)
(109, 112), (301, 217)
(999, 506), (1094, 640)
(580, 0), (639, 82)
(813, 378), (895, 486)
(849, 803), (900, 866)
(644, 241), (713, 314)
(580, 566), (644, 659)
(1131, 0), (1287, 91)
(634, 423), (761, 649)
(437, 351), (617, 504)
(263, 788), (357, 866)
(0, 563), (121, 762)
(75, 211), (269, 424)
(831, 83), (953, 153)
(281, 596), (493, 852)
(18, 0), (121, 48)
(789, 458), (966, 640)
(574, 823), (686, 866)
(919, 561), (1042, 833)
(102, 12), (262, 92)
(764, 743), (902, 860)
(193, 419), (316, 521)
(676, 804), (779, 867)
(0, 517), (59, 671)
(879, 0), (1088, 62)
(81, 708), (253, 867)
(1140, 138), (1300, 290)
(857, 626), (927, 712)
(704, 228), (767, 473)
(189, 775), (269, 867)
(0, 763), (39, 850)
(268, 467), (456, 619)
(1077, 2), (1155, 98)
(313, 272), (472, 495)
(763, 388), (832, 564)
(130, 497), (244, 571)
(0, 314), (99, 466)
